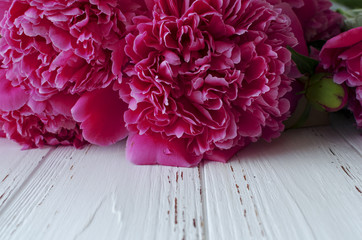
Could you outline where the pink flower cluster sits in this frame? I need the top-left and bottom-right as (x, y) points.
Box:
(0, 0), (139, 148)
(0, 0), (346, 166)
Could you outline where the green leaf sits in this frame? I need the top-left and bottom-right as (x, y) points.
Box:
(332, 0), (362, 9)
(287, 47), (319, 76)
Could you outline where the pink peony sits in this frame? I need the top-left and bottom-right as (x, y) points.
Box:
(121, 0), (297, 166)
(320, 27), (362, 128)
(0, 68), (86, 149)
(0, 0), (141, 146)
(270, 0), (343, 42)
(0, 0), (138, 100)
(296, 0), (343, 42)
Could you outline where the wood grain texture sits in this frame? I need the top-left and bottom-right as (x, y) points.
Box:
(330, 112), (362, 155)
(0, 139), (51, 211)
(330, 112), (362, 196)
(203, 125), (362, 240)
(0, 114), (361, 240)
(0, 142), (204, 240)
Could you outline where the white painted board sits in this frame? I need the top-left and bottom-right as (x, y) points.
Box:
(0, 113), (361, 240)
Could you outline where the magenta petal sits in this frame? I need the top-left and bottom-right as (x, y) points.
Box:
(49, 26), (72, 51)
(0, 0), (11, 22)
(49, 93), (79, 117)
(238, 114), (262, 137)
(276, 3), (308, 56)
(0, 74), (29, 111)
(322, 27), (362, 50)
(111, 40), (126, 78)
(204, 146), (242, 163)
(72, 87), (128, 146)
(27, 98), (46, 114)
(126, 133), (203, 167)
(0, 129), (5, 138)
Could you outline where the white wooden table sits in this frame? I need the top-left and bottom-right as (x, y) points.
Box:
(0, 112), (361, 240)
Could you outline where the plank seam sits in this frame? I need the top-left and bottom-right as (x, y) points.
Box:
(199, 163), (209, 240)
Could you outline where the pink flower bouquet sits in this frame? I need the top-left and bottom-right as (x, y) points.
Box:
(0, 0), (360, 167)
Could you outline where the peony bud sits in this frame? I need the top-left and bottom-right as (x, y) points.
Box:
(306, 73), (348, 112)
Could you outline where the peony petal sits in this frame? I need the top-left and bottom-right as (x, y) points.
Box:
(111, 40), (126, 78)
(0, 72), (29, 111)
(276, 2), (308, 55)
(49, 26), (73, 51)
(0, 0), (11, 22)
(49, 93), (79, 117)
(0, 128), (5, 138)
(322, 27), (362, 50)
(72, 86), (128, 146)
(204, 145), (242, 163)
(126, 133), (203, 167)
(238, 113), (262, 137)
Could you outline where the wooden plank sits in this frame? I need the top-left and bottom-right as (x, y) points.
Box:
(203, 126), (362, 240)
(330, 112), (362, 155)
(329, 112), (362, 196)
(0, 114), (361, 240)
(0, 142), (204, 240)
(0, 139), (52, 211)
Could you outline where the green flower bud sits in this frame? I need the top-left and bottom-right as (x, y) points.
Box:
(306, 73), (348, 112)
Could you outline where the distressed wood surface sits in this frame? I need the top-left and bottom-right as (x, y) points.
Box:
(0, 140), (52, 211)
(0, 112), (361, 240)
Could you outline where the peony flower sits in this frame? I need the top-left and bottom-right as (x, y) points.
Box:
(270, 0), (343, 42)
(320, 27), (362, 128)
(0, 0), (143, 146)
(0, 0), (138, 101)
(297, 0), (343, 42)
(122, 0), (297, 166)
(0, 68), (86, 148)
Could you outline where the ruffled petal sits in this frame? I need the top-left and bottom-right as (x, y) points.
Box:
(0, 72), (29, 111)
